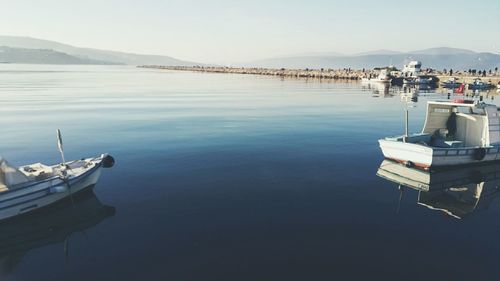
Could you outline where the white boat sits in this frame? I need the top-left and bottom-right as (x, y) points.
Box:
(396, 61), (439, 86)
(377, 159), (500, 219)
(0, 131), (114, 221)
(403, 75), (438, 85)
(401, 61), (422, 77)
(362, 69), (392, 83)
(379, 100), (500, 169)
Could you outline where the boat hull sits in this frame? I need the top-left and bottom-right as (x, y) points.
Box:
(379, 139), (500, 169)
(0, 163), (102, 221)
(441, 83), (462, 89)
(468, 84), (494, 90)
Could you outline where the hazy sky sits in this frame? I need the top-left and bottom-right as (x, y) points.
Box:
(1, 0), (499, 64)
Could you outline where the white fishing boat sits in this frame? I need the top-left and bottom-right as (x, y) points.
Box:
(403, 75), (438, 85)
(362, 69), (392, 83)
(379, 100), (500, 169)
(0, 130), (114, 221)
(393, 61), (439, 86)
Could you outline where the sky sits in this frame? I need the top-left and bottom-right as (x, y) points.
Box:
(1, 0), (499, 64)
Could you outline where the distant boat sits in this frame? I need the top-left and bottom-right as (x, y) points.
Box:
(441, 77), (462, 88)
(379, 100), (500, 169)
(393, 61), (438, 86)
(468, 78), (494, 90)
(403, 75), (439, 85)
(362, 69), (392, 83)
(0, 130), (115, 221)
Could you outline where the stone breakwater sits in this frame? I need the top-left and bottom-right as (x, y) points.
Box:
(139, 65), (500, 84)
(139, 65), (366, 80)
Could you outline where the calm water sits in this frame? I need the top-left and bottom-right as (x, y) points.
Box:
(1, 65), (500, 281)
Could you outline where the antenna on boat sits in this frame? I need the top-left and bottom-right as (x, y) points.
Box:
(57, 129), (66, 165)
(56, 129), (75, 205)
(404, 109), (409, 142)
(401, 92), (417, 143)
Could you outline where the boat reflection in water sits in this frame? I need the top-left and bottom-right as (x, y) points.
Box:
(377, 160), (500, 219)
(361, 81), (394, 98)
(0, 188), (115, 276)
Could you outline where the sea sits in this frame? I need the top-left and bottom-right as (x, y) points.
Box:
(1, 64), (500, 281)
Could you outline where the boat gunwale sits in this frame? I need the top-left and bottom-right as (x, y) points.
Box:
(2, 157), (101, 194)
(0, 160), (102, 204)
(379, 138), (500, 153)
(0, 162), (102, 211)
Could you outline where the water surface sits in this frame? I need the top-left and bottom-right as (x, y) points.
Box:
(1, 65), (500, 281)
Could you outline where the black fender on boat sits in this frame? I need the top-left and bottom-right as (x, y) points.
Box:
(102, 154), (115, 168)
(473, 148), (486, 161)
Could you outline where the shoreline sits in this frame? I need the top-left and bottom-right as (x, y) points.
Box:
(139, 65), (500, 85)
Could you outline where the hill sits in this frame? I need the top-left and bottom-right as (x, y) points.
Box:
(245, 47), (500, 70)
(0, 46), (115, 64)
(0, 35), (200, 66)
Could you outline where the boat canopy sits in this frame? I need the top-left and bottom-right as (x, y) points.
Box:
(422, 101), (500, 147)
(0, 158), (30, 191)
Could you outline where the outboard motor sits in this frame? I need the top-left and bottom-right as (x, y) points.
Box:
(102, 154), (115, 168)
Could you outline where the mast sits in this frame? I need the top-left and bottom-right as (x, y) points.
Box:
(404, 108), (409, 142)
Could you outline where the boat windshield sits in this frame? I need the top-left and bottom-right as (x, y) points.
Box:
(0, 158), (30, 191)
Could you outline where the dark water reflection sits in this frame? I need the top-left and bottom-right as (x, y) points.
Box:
(0, 190), (115, 277)
(1, 65), (500, 280)
(377, 160), (500, 218)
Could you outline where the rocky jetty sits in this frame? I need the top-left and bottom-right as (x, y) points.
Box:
(139, 65), (500, 85)
(139, 65), (368, 80)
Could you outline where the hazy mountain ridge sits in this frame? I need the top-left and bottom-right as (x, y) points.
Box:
(0, 36), (200, 66)
(246, 47), (500, 70)
(1, 36), (498, 69)
(0, 46), (115, 65)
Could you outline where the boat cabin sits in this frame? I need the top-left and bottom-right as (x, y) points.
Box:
(406, 101), (500, 148)
(402, 60), (422, 77)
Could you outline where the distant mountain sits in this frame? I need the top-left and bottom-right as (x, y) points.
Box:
(286, 51), (345, 57)
(409, 47), (476, 55)
(0, 35), (200, 66)
(0, 46), (114, 64)
(245, 47), (500, 70)
(354, 49), (402, 56)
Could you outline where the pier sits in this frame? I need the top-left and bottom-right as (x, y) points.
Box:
(139, 65), (367, 80)
(139, 65), (500, 85)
